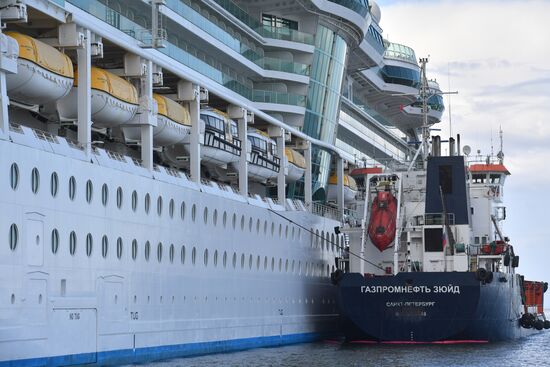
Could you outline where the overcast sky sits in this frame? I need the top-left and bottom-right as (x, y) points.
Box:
(376, 0), (550, 293)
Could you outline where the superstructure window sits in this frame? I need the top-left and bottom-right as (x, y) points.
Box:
(69, 176), (77, 201)
(117, 237), (123, 259)
(102, 184), (108, 206)
(10, 163), (19, 190)
(132, 240), (138, 260)
(9, 223), (18, 251)
(31, 168), (39, 194)
(102, 235), (109, 258)
(262, 14), (298, 31)
(51, 229), (59, 254)
(145, 241), (151, 261)
(116, 187), (123, 209)
(50, 172), (58, 197)
(424, 228), (443, 252)
(69, 231), (77, 255)
(438, 165), (453, 194)
(132, 191), (138, 211)
(86, 234), (93, 257)
(86, 180), (93, 203)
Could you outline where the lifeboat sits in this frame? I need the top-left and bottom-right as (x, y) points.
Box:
(123, 93), (190, 146)
(367, 189), (398, 251)
(160, 109), (242, 169)
(5, 32), (73, 105)
(57, 66), (138, 128)
(284, 147), (305, 183)
(246, 129), (280, 183)
(327, 174), (358, 202)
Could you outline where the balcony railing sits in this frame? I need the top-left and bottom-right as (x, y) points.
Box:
(250, 150), (280, 172)
(204, 130), (241, 156)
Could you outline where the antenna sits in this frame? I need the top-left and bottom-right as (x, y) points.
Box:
(490, 126), (494, 157)
(497, 126), (504, 164)
(447, 62), (452, 137)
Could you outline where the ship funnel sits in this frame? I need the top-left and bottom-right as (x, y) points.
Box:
(449, 137), (455, 156)
(432, 135), (441, 157)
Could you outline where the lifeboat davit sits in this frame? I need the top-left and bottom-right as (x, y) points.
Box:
(123, 93), (191, 146)
(5, 32), (74, 105)
(367, 190), (398, 251)
(246, 129), (280, 183)
(326, 174), (358, 202)
(57, 66), (139, 128)
(285, 147), (305, 183)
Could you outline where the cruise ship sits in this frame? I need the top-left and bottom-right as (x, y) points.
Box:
(0, 0), (443, 365)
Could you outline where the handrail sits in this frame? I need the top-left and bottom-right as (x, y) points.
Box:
(204, 130), (241, 155)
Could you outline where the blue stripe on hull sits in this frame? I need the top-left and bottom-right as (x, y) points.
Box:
(1, 332), (322, 367)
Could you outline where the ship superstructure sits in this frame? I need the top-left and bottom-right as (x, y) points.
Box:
(0, 0), (444, 365)
(332, 60), (548, 342)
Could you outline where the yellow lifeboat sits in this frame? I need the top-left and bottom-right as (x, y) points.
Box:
(123, 93), (191, 146)
(5, 31), (74, 105)
(57, 66), (139, 128)
(327, 174), (358, 202)
(284, 147), (305, 183)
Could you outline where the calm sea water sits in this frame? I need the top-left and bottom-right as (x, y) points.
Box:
(132, 331), (550, 367)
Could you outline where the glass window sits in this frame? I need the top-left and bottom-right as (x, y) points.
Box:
(132, 239), (138, 260)
(102, 235), (109, 258)
(86, 180), (93, 203)
(145, 241), (151, 261)
(51, 229), (59, 254)
(169, 199), (174, 218)
(69, 231), (76, 255)
(157, 196), (163, 216)
(9, 223), (18, 251)
(132, 191), (138, 211)
(145, 194), (151, 213)
(10, 163), (19, 190)
(50, 172), (58, 197)
(180, 245), (186, 264)
(69, 176), (76, 201)
(157, 242), (163, 262)
(86, 233), (93, 257)
(102, 184), (108, 206)
(117, 237), (123, 259)
(117, 187), (123, 208)
(169, 244), (175, 263)
(31, 168), (39, 194)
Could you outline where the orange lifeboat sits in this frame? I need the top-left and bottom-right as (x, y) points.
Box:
(368, 190), (398, 251)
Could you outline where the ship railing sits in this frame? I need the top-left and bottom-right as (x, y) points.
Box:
(249, 151), (280, 172)
(424, 213), (455, 225)
(310, 202), (341, 221)
(204, 130), (241, 155)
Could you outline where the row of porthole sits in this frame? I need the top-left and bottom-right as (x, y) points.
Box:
(7, 224), (332, 277)
(9, 163), (304, 241)
(311, 228), (342, 253)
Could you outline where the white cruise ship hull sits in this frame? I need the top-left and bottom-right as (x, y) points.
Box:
(0, 126), (340, 366)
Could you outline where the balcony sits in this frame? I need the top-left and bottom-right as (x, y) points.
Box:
(211, 0), (315, 45)
(384, 42), (417, 65)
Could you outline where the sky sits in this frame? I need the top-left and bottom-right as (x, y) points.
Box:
(376, 0), (550, 295)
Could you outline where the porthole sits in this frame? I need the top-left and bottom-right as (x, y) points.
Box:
(240, 253), (245, 269)
(169, 199), (174, 218)
(285, 259), (289, 272)
(264, 256), (268, 270)
(132, 191), (138, 211)
(180, 245), (186, 264)
(50, 172), (58, 197)
(213, 250), (218, 266)
(264, 220), (267, 235)
(101, 184), (108, 206)
(191, 246), (196, 265)
(285, 225), (289, 239)
(278, 258), (282, 272)
(213, 209), (218, 226)
(203, 207), (208, 225)
(157, 196), (162, 216)
(144, 241), (150, 261)
(204, 249), (209, 267)
(169, 244), (174, 263)
(9, 223), (18, 251)
(132, 239), (138, 260)
(292, 260), (295, 273)
(279, 224), (282, 238)
(157, 242), (162, 262)
(222, 211), (227, 227)
(86, 233), (93, 257)
(248, 254), (253, 269)
(240, 215), (245, 231)
(117, 237), (123, 259)
(292, 227), (295, 240)
(10, 163), (19, 190)
(116, 187), (123, 209)
(256, 255), (260, 270)
(180, 201), (186, 220)
(271, 257), (275, 272)
(86, 180), (93, 203)
(271, 223), (275, 236)
(298, 261), (302, 275)
(31, 167), (39, 194)
(232, 252), (237, 268)
(102, 235), (108, 258)
(69, 231), (76, 255)
(191, 204), (196, 222)
(232, 213), (236, 229)
(145, 194), (150, 213)
(248, 217), (253, 232)
(51, 229), (59, 254)
(223, 251), (227, 268)
(68, 176), (76, 201)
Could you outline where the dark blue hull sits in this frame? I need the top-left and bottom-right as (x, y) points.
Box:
(337, 272), (542, 342)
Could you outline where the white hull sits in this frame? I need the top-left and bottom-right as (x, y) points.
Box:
(0, 125), (340, 365)
(57, 87), (138, 128)
(326, 184), (357, 202)
(286, 162), (305, 183)
(123, 115), (190, 147)
(6, 59), (73, 105)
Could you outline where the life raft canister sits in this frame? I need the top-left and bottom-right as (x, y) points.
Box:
(367, 190), (397, 252)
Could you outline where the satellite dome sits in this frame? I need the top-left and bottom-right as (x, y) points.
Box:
(370, 1), (381, 23)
